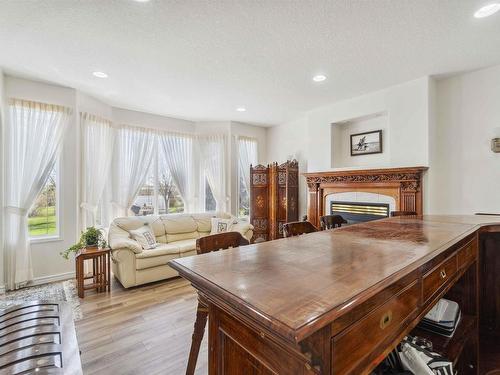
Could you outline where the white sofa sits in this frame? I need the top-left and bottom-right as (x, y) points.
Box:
(108, 212), (253, 288)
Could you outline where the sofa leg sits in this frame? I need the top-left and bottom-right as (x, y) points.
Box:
(186, 301), (208, 375)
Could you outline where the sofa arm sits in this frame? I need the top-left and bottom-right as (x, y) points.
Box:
(110, 248), (137, 288)
(108, 222), (143, 254)
(231, 222), (254, 242)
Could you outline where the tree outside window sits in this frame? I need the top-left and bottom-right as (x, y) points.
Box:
(28, 166), (58, 237)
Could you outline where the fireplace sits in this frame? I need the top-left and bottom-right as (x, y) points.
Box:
(304, 167), (428, 228)
(331, 201), (389, 224)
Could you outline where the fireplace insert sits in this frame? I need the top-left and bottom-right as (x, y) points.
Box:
(331, 201), (389, 224)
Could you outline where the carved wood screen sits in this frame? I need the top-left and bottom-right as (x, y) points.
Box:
(250, 160), (299, 241)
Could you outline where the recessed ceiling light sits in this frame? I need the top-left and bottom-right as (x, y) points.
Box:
(474, 3), (500, 18)
(313, 74), (327, 82)
(236, 107), (246, 112)
(92, 71), (108, 78)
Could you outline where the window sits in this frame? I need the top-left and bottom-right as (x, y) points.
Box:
(238, 172), (250, 217)
(205, 177), (216, 211)
(131, 152), (184, 216)
(237, 137), (258, 217)
(131, 166), (155, 216)
(28, 164), (59, 237)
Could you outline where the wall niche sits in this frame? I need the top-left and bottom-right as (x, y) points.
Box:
(331, 112), (389, 169)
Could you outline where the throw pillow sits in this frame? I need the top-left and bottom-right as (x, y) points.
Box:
(130, 224), (157, 250)
(210, 217), (235, 235)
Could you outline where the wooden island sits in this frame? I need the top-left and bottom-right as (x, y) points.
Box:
(169, 215), (500, 374)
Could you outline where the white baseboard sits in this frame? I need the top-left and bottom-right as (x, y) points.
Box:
(31, 271), (75, 286)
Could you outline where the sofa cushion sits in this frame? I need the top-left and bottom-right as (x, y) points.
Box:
(135, 243), (181, 270)
(114, 216), (165, 238)
(174, 239), (197, 253)
(136, 252), (179, 270)
(162, 214), (199, 243)
(135, 243), (180, 258)
(192, 213), (214, 232)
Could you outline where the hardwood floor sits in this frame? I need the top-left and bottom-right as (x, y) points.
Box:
(75, 276), (207, 375)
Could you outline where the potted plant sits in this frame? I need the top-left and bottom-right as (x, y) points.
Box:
(61, 227), (107, 259)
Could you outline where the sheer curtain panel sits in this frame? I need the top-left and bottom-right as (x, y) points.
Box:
(111, 125), (156, 217)
(198, 134), (227, 211)
(159, 132), (195, 212)
(4, 99), (71, 290)
(80, 113), (115, 229)
(238, 136), (258, 199)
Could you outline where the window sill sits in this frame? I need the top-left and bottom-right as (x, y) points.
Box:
(29, 235), (63, 244)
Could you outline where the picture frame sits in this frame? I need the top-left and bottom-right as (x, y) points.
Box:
(350, 130), (383, 156)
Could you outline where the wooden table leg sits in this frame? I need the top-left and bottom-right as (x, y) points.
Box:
(77, 258), (84, 299)
(107, 252), (111, 292)
(100, 254), (104, 292)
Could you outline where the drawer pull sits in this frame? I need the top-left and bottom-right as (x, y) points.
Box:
(440, 269), (447, 280)
(380, 311), (393, 329)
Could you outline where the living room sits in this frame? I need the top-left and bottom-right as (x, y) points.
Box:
(1, 1), (500, 375)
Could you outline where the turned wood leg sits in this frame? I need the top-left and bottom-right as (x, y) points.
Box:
(78, 259), (84, 299)
(186, 302), (209, 375)
(107, 252), (111, 292)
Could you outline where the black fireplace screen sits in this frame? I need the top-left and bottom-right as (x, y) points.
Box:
(330, 201), (389, 224)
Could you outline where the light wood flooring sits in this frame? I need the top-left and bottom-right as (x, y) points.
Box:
(75, 276), (207, 375)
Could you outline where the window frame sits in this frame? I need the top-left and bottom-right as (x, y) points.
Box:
(28, 160), (62, 243)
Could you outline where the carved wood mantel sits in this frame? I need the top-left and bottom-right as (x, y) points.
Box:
(304, 166), (428, 227)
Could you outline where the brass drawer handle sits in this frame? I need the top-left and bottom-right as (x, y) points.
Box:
(440, 269), (447, 280)
(380, 310), (393, 329)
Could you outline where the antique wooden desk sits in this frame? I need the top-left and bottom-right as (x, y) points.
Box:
(170, 215), (500, 374)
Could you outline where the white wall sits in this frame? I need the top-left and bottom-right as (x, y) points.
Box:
(306, 77), (430, 172)
(331, 114), (389, 169)
(266, 115), (309, 218)
(267, 78), (432, 218)
(428, 65), (500, 214)
(113, 107), (195, 133)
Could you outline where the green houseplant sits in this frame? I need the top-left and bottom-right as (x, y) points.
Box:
(61, 227), (107, 259)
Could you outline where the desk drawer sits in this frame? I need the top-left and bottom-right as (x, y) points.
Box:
(457, 239), (477, 269)
(423, 254), (457, 302)
(332, 281), (420, 375)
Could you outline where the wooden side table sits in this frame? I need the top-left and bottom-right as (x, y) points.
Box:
(75, 247), (111, 298)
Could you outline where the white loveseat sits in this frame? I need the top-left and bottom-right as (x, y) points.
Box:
(108, 212), (253, 288)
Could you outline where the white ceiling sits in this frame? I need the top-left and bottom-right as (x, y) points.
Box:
(1, 0), (500, 126)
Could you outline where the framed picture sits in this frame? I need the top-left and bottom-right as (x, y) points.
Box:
(350, 130), (383, 156)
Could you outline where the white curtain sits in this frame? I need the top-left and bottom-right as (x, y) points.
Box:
(80, 113), (115, 229)
(198, 134), (227, 211)
(238, 136), (258, 199)
(111, 125), (156, 217)
(4, 99), (71, 290)
(159, 132), (195, 212)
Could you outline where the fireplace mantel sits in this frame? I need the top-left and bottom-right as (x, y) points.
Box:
(304, 166), (428, 227)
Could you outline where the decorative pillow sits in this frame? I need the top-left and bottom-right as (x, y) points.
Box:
(210, 218), (235, 235)
(130, 224), (157, 250)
